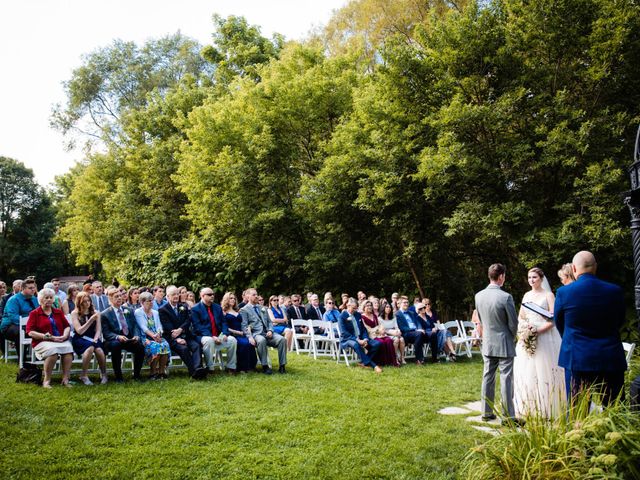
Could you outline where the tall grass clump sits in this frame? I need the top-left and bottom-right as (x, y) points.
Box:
(463, 391), (640, 479)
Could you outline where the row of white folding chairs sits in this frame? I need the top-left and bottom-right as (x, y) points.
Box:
(14, 316), (222, 375)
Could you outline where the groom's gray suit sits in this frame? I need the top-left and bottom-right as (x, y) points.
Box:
(475, 283), (518, 419)
(240, 303), (287, 368)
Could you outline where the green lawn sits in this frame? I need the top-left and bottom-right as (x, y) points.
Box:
(0, 353), (488, 479)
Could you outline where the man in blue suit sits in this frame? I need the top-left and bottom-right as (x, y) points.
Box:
(555, 251), (627, 406)
(396, 296), (429, 364)
(338, 298), (382, 373)
(191, 288), (237, 373)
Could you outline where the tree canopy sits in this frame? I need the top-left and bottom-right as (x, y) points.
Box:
(49, 1), (640, 319)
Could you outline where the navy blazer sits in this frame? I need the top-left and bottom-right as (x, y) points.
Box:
(555, 273), (626, 372)
(395, 309), (422, 334)
(338, 310), (369, 343)
(158, 302), (194, 343)
(306, 304), (326, 320)
(286, 304), (308, 321)
(101, 306), (140, 342)
(191, 301), (227, 341)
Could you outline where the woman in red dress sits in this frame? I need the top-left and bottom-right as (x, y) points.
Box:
(360, 300), (399, 366)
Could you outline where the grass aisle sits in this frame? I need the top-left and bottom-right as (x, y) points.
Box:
(0, 354), (486, 479)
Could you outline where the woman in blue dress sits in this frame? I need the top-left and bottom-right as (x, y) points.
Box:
(135, 291), (171, 379)
(267, 295), (293, 350)
(222, 292), (257, 372)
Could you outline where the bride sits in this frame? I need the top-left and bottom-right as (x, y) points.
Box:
(514, 267), (566, 418)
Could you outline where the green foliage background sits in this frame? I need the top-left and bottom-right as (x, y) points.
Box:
(45, 0), (640, 320)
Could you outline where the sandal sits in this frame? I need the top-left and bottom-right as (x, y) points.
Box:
(79, 376), (94, 386)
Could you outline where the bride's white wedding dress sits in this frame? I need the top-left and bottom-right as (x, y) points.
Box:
(514, 291), (566, 418)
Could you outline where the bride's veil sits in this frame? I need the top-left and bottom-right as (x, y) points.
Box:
(541, 275), (552, 293)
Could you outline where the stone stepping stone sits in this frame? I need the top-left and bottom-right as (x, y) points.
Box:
(438, 406), (472, 415)
(463, 401), (482, 412)
(472, 425), (499, 436)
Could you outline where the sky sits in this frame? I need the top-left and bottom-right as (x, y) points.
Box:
(0, 0), (348, 186)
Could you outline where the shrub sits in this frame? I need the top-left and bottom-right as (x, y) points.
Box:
(463, 394), (640, 479)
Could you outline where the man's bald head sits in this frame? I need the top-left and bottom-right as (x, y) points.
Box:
(572, 251), (597, 278)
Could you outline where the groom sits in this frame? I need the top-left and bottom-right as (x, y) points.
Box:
(475, 263), (519, 423)
(555, 251), (627, 405)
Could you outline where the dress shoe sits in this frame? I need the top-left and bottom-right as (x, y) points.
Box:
(133, 375), (145, 382)
(481, 414), (497, 422)
(262, 366), (273, 375)
(191, 367), (208, 380)
(502, 417), (526, 428)
(114, 378), (124, 384)
(226, 368), (238, 375)
(278, 365), (286, 374)
(415, 360), (424, 365)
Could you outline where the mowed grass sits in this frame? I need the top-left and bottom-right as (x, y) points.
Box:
(0, 353), (487, 479)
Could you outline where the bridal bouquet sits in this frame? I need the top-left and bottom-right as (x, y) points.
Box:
(518, 321), (538, 356)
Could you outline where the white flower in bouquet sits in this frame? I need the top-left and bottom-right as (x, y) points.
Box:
(517, 321), (538, 356)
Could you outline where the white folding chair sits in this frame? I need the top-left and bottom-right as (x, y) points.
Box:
(310, 320), (335, 359)
(623, 342), (635, 365)
(442, 320), (471, 358)
(290, 319), (314, 356)
(458, 320), (481, 356)
(19, 316), (38, 368)
(333, 321), (358, 366)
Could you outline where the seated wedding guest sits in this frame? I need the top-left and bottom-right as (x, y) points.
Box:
(414, 302), (443, 362)
(125, 287), (141, 310)
(391, 292), (399, 312)
(1, 278), (38, 359)
(306, 293), (326, 335)
(152, 286), (167, 311)
(185, 291), (196, 308)
(0, 281), (6, 305)
(135, 292), (170, 380)
(91, 281), (109, 312)
(241, 288), (287, 374)
(557, 263), (575, 286)
(380, 303), (405, 364)
(82, 280), (93, 294)
(71, 292), (108, 385)
(101, 286), (145, 382)
(361, 300), (398, 366)
(339, 298), (382, 373)
(159, 286), (205, 379)
(395, 296), (429, 365)
(26, 287), (74, 388)
(323, 292), (333, 306)
(0, 279), (22, 317)
(62, 284), (79, 315)
(191, 288), (237, 373)
(371, 297), (381, 316)
(286, 294), (309, 335)
(43, 283), (61, 309)
(322, 298), (341, 323)
(51, 278), (67, 305)
(357, 291), (367, 304)
(238, 290), (249, 309)
(178, 286), (188, 303)
(306, 294), (325, 320)
(222, 292), (257, 373)
(422, 300), (456, 361)
(268, 295), (293, 350)
(339, 293), (349, 311)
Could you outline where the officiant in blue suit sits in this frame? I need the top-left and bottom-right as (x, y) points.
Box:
(555, 251), (627, 406)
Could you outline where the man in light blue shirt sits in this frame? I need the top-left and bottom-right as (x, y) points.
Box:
(0, 278), (39, 358)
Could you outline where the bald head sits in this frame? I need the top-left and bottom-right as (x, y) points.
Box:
(572, 251), (597, 278)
